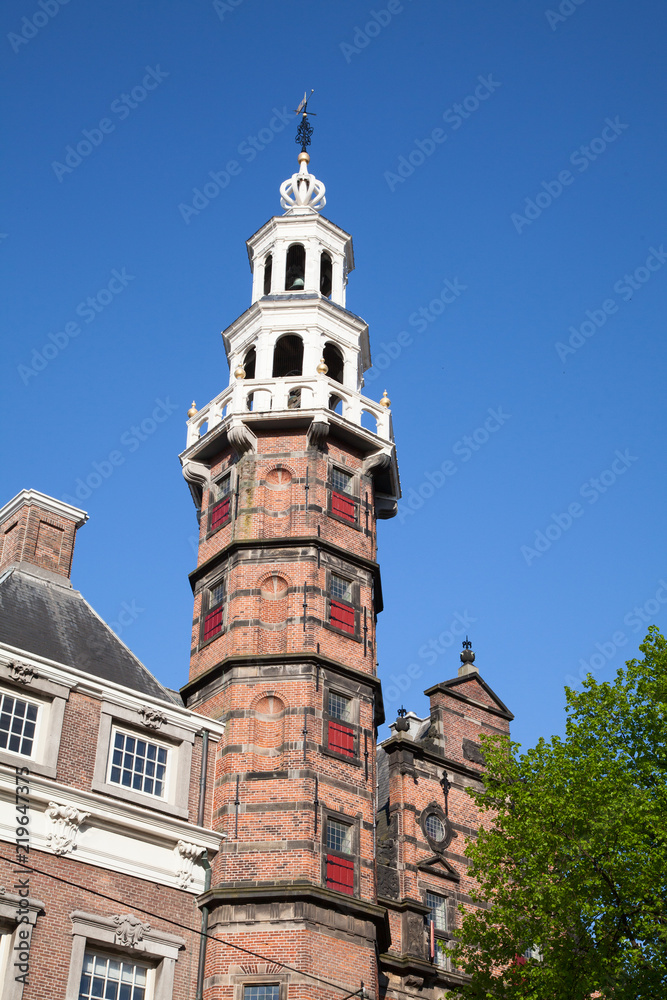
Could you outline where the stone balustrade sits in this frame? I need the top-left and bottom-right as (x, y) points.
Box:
(186, 375), (392, 449)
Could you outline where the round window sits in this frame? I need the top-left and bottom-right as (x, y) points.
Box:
(424, 812), (446, 843)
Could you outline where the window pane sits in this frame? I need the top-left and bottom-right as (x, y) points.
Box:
(331, 468), (353, 494)
(426, 892), (448, 931)
(0, 693), (38, 756)
(79, 954), (148, 1000)
(211, 582), (225, 606)
(109, 732), (167, 797)
(425, 813), (446, 842)
(326, 819), (352, 854)
(330, 575), (352, 603)
(328, 691), (351, 721)
(243, 986), (280, 1000)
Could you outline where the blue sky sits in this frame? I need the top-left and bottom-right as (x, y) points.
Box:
(2, 0), (666, 749)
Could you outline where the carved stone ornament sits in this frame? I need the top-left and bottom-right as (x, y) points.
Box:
(228, 421), (256, 456)
(307, 419), (329, 449)
(113, 913), (151, 947)
(139, 706), (167, 730)
(462, 738), (485, 766)
(8, 661), (37, 685)
(45, 802), (90, 856)
(174, 840), (205, 889)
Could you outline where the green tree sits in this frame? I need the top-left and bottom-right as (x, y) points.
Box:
(449, 628), (667, 999)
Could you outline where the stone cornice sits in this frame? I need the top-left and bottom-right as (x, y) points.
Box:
(200, 883), (390, 951)
(181, 651), (385, 727)
(424, 674), (514, 721)
(188, 535), (384, 613)
(0, 489), (88, 528)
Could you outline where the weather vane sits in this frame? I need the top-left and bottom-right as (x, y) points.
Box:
(294, 89), (316, 152)
(462, 637), (472, 650)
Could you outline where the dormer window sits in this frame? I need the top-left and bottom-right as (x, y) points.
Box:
(320, 251), (332, 297)
(285, 244), (305, 290)
(263, 253), (273, 295)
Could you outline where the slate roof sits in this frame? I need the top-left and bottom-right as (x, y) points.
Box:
(0, 566), (179, 704)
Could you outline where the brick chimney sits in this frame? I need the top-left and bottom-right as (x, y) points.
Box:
(0, 490), (88, 580)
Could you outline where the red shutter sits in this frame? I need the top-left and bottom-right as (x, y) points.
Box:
(328, 721), (354, 757)
(210, 497), (231, 531)
(203, 608), (223, 641)
(326, 855), (354, 895)
(331, 491), (356, 522)
(330, 600), (355, 634)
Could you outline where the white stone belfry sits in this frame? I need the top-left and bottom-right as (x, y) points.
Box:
(181, 145), (401, 518)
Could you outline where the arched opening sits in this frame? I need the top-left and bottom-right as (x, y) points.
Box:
(272, 334), (303, 377)
(287, 388), (301, 410)
(243, 346), (256, 379)
(361, 409), (378, 434)
(285, 244), (305, 290)
(246, 393), (254, 412)
(320, 251), (332, 297)
(323, 342), (344, 384)
(263, 253), (273, 295)
(328, 394), (343, 415)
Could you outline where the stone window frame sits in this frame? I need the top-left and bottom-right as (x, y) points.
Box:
(327, 462), (361, 530)
(321, 676), (362, 767)
(232, 971), (288, 1000)
(206, 469), (234, 538)
(92, 701), (194, 820)
(419, 801), (453, 856)
(65, 910), (185, 1000)
(323, 567), (361, 642)
(321, 805), (360, 897)
(0, 662), (70, 779)
(0, 888), (44, 1000)
(420, 885), (457, 972)
(199, 572), (227, 647)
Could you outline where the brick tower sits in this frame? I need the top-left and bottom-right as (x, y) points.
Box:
(179, 137), (400, 1000)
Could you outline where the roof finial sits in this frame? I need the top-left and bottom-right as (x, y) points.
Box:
(294, 89), (316, 153)
(280, 94), (326, 213)
(459, 636), (477, 676)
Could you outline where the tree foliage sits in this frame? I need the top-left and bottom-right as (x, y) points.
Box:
(450, 628), (667, 999)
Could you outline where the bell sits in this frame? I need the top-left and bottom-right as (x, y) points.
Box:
(290, 276), (305, 289)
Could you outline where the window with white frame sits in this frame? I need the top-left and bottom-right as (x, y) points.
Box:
(108, 730), (168, 798)
(0, 666), (70, 780)
(78, 952), (151, 1000)
(0, 691), (38, 757)
(92, 702), (194, 820)
(66, 911), (185, 1000)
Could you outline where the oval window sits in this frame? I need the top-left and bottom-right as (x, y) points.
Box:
(424, 813), (446, 843)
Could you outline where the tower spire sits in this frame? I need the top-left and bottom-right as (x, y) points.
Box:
(280, 89), (326, 213)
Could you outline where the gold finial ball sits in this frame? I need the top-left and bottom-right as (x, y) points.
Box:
(187, 400), (197, 418)
(316, 358), (328, 375)
(298, 151), (310, 166)
(379, 389), (391, 408)
(234, 364), (246, 380)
